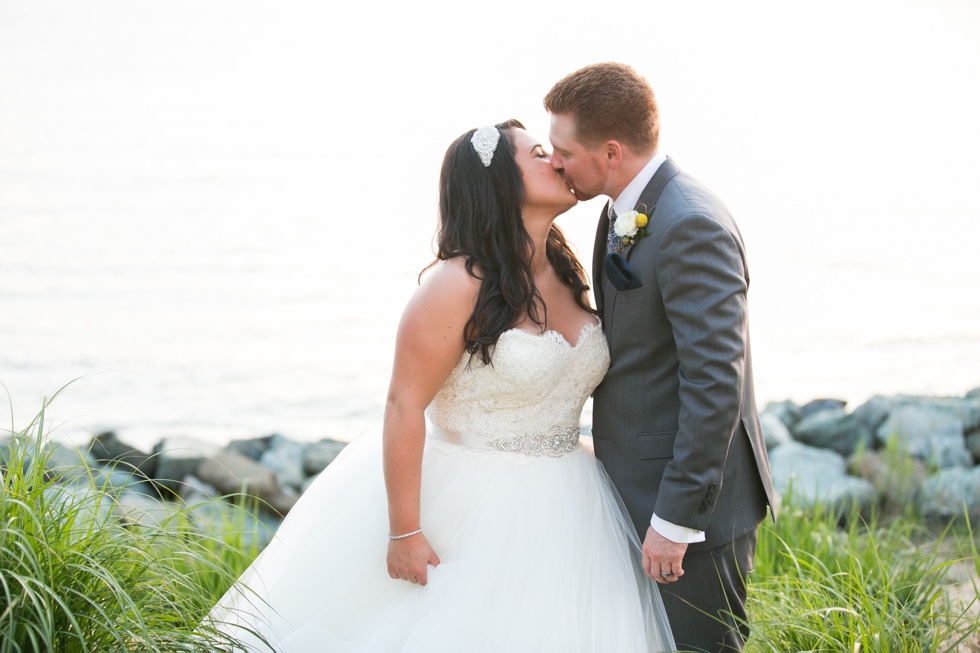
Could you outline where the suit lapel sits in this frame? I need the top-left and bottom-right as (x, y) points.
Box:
(625, 157), (683, 262)
(593, 160), (682, 322)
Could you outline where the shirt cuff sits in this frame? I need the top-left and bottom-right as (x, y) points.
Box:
(650, 513), (706, 544)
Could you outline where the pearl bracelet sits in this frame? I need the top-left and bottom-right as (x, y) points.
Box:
(388, 528), (423, 540)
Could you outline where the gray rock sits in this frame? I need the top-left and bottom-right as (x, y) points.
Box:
(967, 433), (980, 463)
(188, 498), (281, 551)
(42, 482), (114, 529)
(852, 395), (895, 435)
(857, 395), (980, 437)
(197, 450), (298, 515)
(913, 395), (980, 431)
(44, 442), (94, 484)
(876, 405), (972, 468)
(152, 436), (222, 497)
(113, 491), (175, 528)
(198, 450), (276, 495)
(764, 400), (802, 429)
(965, 386), (980, 400)
(790, 408), (873, 457)
(769, 440), (877, 516)
(226, 435), (276, 461)
(799, 398), (847, 419)
(760, 411), (793, 451)
(177, 474), (219, 503)
(89, 466), (146, 495)
(917, 466), (980, 523)
(847, 449), (929, 511)
(259, 434), (307, 491)
(88, 431), (157, 479)
(302, 438), (348, 476)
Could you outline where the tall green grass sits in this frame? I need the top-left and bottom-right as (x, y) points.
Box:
(744, 496), (980, 652)
(4, 388), (978, 652)
(0, 391), (272, 652)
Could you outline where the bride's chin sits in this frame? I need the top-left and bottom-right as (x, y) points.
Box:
(554, 202), (577, 218)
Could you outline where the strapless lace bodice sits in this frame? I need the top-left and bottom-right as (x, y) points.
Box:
(426, 321), (609, 454)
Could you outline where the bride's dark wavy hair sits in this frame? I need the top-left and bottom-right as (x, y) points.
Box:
(426, 119), (595, 365)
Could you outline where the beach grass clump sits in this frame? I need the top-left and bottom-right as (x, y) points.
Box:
(0, 393), (270, 652)
(4, 387), (978, 652)
(745, 496), (980, 652)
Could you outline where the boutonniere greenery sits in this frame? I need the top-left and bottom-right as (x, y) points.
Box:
(613, 204), (650, 247)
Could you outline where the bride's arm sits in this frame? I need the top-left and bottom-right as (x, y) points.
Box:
(383, 258), (476, 585)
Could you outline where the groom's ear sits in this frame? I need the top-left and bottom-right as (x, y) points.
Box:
(603, 140), (623, 170)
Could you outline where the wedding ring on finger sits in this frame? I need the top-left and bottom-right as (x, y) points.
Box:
(660, 570), (673, 577)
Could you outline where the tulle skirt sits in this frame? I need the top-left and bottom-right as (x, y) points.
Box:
(207, 432), (675, 652)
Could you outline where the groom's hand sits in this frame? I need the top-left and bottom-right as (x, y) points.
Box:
(642, 526), (687, 584)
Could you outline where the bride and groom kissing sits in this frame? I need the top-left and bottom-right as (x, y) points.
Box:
(205, 62), (775, 653)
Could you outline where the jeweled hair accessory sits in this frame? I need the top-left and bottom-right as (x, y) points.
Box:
(470, 126), (500, 167)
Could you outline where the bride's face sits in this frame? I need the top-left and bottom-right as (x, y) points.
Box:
(509, 128), (577, 216)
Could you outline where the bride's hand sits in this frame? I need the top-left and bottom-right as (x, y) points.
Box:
(387, 533), (440, 585)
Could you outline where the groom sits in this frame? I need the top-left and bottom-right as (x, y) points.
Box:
(545, 63), (775, 652)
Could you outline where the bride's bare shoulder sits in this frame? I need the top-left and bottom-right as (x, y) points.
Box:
(397, 257), (481, 333)
(419, 257), (481, 298)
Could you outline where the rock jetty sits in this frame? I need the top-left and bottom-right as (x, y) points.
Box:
(765, 388), (980, 522)
(5, 386), (978, 551)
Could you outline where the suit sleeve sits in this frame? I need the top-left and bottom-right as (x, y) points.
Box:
(652, 212), (747, 530)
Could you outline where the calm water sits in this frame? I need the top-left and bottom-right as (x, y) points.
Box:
(2, 1), (979, 450)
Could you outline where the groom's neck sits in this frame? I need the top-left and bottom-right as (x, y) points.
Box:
(606, 151), (656, 202)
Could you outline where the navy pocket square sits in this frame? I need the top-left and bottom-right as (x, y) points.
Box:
(604, 253), (643, 291)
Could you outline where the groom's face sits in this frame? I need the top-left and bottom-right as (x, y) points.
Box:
(548, 113), (609, 202)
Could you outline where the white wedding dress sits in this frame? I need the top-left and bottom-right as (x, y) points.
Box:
(208, 321), (675, 652)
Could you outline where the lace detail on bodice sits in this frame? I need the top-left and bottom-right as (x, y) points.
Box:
(426, 322), (609, 450)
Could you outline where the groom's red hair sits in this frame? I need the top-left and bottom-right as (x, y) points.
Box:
(544, 62), (659, 155)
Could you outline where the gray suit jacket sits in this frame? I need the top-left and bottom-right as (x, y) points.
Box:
(591, 158), (775, 551)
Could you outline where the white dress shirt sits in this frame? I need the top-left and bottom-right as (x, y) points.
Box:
(610, 151), (706, 545)
(612, 151), (668, 218)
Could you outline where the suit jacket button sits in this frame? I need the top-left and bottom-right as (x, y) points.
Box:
(709, 483), (717, 492)
(698, 506), (708, 514)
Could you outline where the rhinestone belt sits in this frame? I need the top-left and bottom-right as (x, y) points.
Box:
(487, 427), (581, 458)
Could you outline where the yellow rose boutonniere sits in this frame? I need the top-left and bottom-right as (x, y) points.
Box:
(613, 204), (651, 247)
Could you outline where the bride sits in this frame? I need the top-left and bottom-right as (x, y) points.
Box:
(205, 120), (675, 652)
